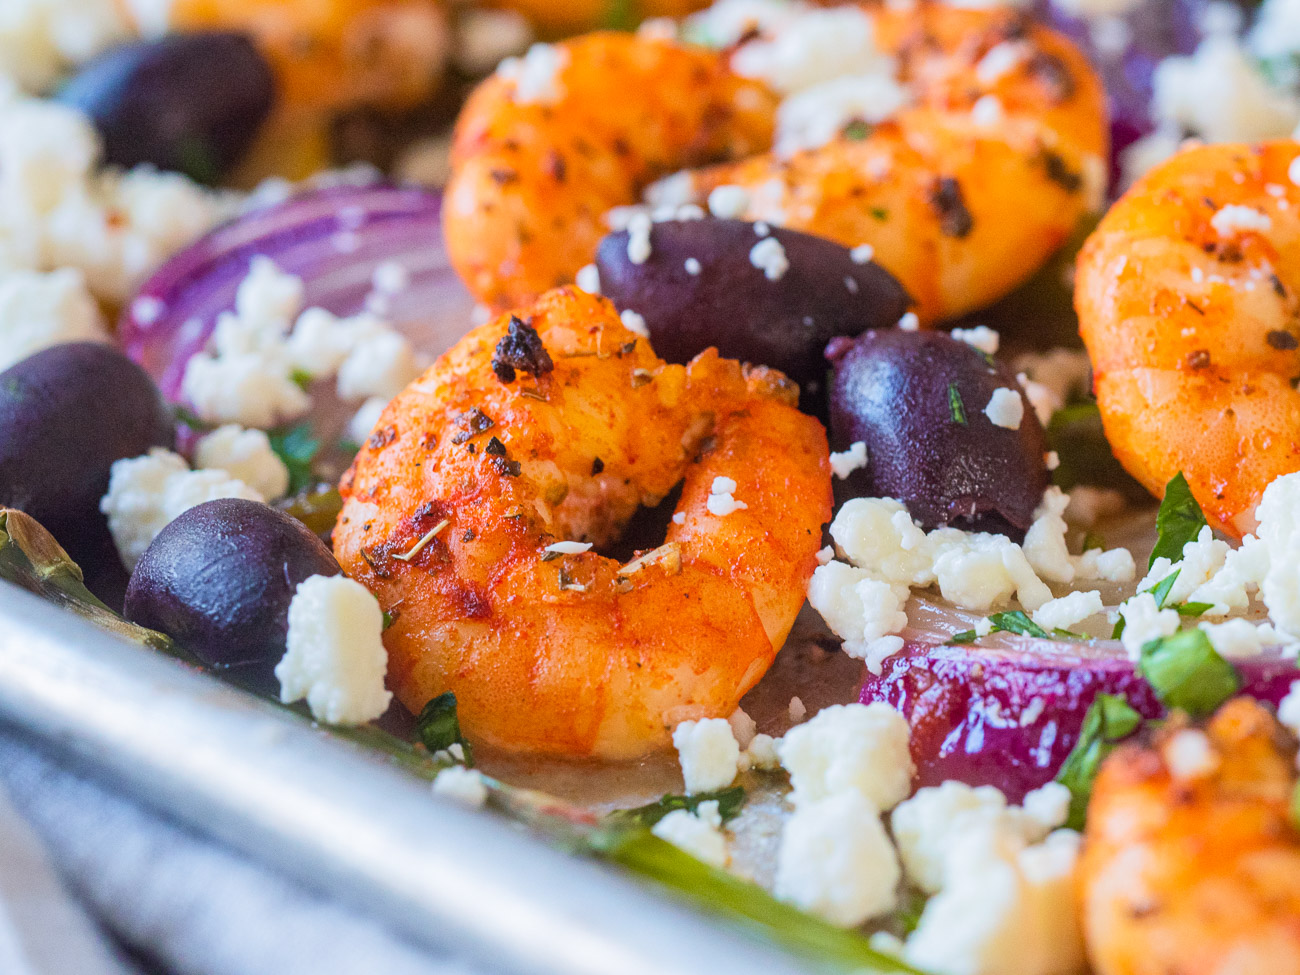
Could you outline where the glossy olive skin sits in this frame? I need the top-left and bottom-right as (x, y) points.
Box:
(596, 219), (911, 394)
(57, 32), (274, 183)
(125, 499), (341, 694)
(827, 330), (1049, 538)
(0, 343), (174, 593)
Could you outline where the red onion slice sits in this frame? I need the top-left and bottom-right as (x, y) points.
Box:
(118, 183), (477, 400)
(861, 625), (1299, 801)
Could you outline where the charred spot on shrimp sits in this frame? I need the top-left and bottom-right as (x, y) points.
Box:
(1267, 330), (1299, 351)
(491, 316), (554, 384)
(930, 177), (974, 238)
(1027, 51), (1074, 103)
(1042, 150), (1083, 193)
(450, 408), (494, 444)
(1186, 350), (1212, 370)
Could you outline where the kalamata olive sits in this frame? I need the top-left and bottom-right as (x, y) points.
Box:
(125, 498), (341, 694)
(0, 343), (174, 595)
(57, 32), (275, 184)
(827, 330), (1049, 538)
(596, 219), (911, 394)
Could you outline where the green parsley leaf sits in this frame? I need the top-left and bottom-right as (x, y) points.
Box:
(1149, 472), (1208, 569)
(870, 207), (889, 221)
(1082, 530), (1105, 552)
(1056, 693), (1143, 829)
(606, 786), (746, 829)
(1175, 601), (1214, 617)
(602, 0), (639, 29)
(1113, 569), (1183, 640)
(381, 610), (395, 630)
(173, 405), (216, 432)
(948, 383), (967, 425)
(987, 610), (1050, 639)
(290, 367), (314, 390)
(1138, 628), (1240, 718)
(843, 119), (871, 140)
(269, 423), (321, 496)
(416, 691), (474, 767)
(948, 629), (978, 644)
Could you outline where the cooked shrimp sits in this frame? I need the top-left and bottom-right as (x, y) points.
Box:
(485, 0), (707, 35)
(165, 0), (449, 110)
(1079, 697), (1300, 975)
(1076, 141), (1300, 536)
(332, 287), (831, 758)
(443, 3), (1108, 322)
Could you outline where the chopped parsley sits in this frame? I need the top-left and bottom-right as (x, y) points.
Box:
(606, 786), (746, 829)
(1138, 628), (1240, 719)
(947, 383), (967, 425)
(1055, 693), (1143, 829)
(1149, 472), (1208, 569)
(416, 692), (474, 766)
(842, 119), (871, 140)
(949, 610), (1072, 644)
(269, 423), (321, 495)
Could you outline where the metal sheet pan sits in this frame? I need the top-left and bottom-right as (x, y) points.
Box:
(0, 581), (812, 975)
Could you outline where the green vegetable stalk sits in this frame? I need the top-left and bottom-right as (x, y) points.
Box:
(0, 508), (922, 975)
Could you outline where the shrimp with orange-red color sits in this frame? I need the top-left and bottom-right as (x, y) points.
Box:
(443, 2), (1109, 322)
(1076, 141), (1300, 536)
(332, 287), (831, 759)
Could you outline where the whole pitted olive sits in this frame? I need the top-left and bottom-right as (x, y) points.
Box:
(125, 498), (341, 694)
(57, 32), (275, 183)
(0, 343), (174, 588)
(595, 219), (911, 394)
(827, 330), (1049, 538)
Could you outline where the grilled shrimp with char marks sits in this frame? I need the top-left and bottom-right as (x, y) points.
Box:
(1077, 141), (1300, 535)
(443, 3), (1108, 323)
(1080, 697), (1300, 975)
(333, 287), (831, 759)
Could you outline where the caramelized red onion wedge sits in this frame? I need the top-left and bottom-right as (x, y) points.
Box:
(860, 600), (1300, 801)
(118, 183), (477, 398)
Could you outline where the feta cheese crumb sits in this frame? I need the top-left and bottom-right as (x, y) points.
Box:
(707, 184), (750, 219)
(850, 243), (875, 264)
(672, 718), (741, 793)
(1198, 618), (1281, 659)
(828, 441), (868, 479)
(749, 236), (789, 281)
(99, 448), (265, 570)
(983, 387), (1024, 430)
(619, 308), (649, 337)
(806, 561), (908, 667)
(626, 213), (653, 265)
(1277, 680), (1300, 737)
(275, 574), (393, 725)
(575, 263), (601, 294)
(950, 324), (1000, 354)
(543, 540), (593, 555)
(684, 257), (702, 275)
(774, 791), (901, 926)
(497, 43), (568, 105)
(0, 267), (107, 371)
(651, 801), (729, 868)
(1031, 590), (1103, 632)
(778, 702), (913, 810)
(742, 732), (781, 770)
(432, 766), (488, 808)
(787, 695), (807, 723)
(1210, 204), (1273, 236)
(347, 397), (388, 445)
(1117, 591), (1181, 660)
(194, 425), (290, 502)
(706, 476), (749, 516)
(897, 311), (919, 331)
(1162, 728), (1219, 781)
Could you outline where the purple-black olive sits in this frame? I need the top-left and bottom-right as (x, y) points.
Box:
(56, 32), (275, 184)
(124, 498), (340, 694)
(596, 219), (910, 395)
(827, 329), (1049, 538)
(0, 343), (174, 594)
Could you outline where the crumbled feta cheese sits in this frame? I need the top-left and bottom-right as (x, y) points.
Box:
(0, 0), (130, 92)
(778, 702), (913, 810)
(1117, 591), (1181, 659)
(1256, 472), (1300, 637)
(897, 311), (919, 331)
(100, 448), (265, 570)
(543, 541), (593, 555)
(1198, 618), (1279, 658)
(970, 94), (1004, 127)
(787, 696), (807, 723)
(1021, 782), (1071, 830)
(983, 387), (1024, 430)
(806, 561), (908, 666)
(672, 718), (741, 794)
(671, 511), (686, 526)
(181, 350), (311, 429)
(850, 243), (875, 264)
(742, 732), (781, 770)
(774, 72), (908, 156)
(976, 41), (1028, 84)
(774, 791), (900, 925)
(619, 309), (649, 338)
(828, 441), (868, 479)
(1045, 451), (1060, 471)
(748, 236), (789, 281)
(684, 257), (702, 275)
(815, 545), (834, 565)
(929, 530), (1051, 612)
(1137, 525), (1230, 606)
(497, 43), (568, 105)
(432, 766), (489, 807)
(336, 329), (420, 401)
(1211, 204), (1274, 237)
(347, 397), (389, 445)
(1277, 679), (1300, 737)
(682, 0), (805, 50)
(575, 263), (601, 294)
(1063, 485), (1125, 527)
(276, 574), (393, 725)
(626, 213), (653, 265)
(0, 267), (107, 370)
(652, 801), (729, 868)
(891, 781), (1052, 893)
(729, 6), (891, 95)
(707, 184), (751, 219)
(371, 260), (409, 297)
(1162, 728), (1219, 781)
(1023, 486), (1074, 584)
(904, 830), (1084, 975)
(1012, 348), (1091, 412)
(829, 497), (933, 586)
(1031, 590), (1104, 632)
(1073, 546), (1137, 584)
(193, 425), (290, 501)
(950, 325), (1000, 354)
(706, 476), (749, 516)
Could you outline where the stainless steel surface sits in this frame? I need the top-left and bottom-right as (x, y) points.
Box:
(0, 581), (809, 975)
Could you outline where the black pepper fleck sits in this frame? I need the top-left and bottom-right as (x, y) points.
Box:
(492, 316), (554, 384)
(591, 457), (604, 475)
(929, 177), (974, 238)
(450, 408), (494, 444)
